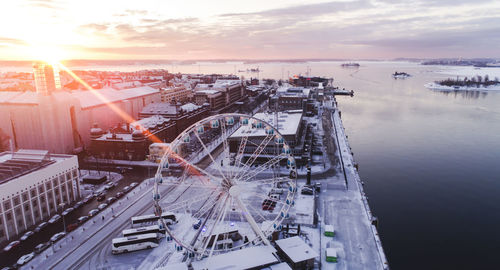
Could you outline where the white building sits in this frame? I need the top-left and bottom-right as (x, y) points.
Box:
(0, 149), (80, 243)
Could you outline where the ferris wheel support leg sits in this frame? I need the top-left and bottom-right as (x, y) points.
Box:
(234, 196), (270, 246)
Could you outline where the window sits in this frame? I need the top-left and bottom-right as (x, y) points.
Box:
(30, 188), (37, 197)
(13, 196), (20, 206)
(38, 185), (44, 193)
(3, 200), (11, 210)
(22, 192), (28, 202)
(53, 178), (58, 186)
(66, 172), (71, 180)
(15, 207), (21, 215)
(45, 182), (51, 190)
(17, 220), (23, 227)
(40, 195), (46, 203)
(72, 169), (77, 178)
(32, 199), (38, 207)
(24, 204), (29, 211)
(6, 212), (12, 221)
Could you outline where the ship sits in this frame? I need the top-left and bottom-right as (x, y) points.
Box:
(341, 63), (360, 67)
(392, 71), (411, 78)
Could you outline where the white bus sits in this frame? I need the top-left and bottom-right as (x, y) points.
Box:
(111, 233), (160, 254)
(122, 225), (166, 238)
(131, 212), (177, 227)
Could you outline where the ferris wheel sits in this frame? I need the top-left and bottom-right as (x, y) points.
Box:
(153, 113), (297, 259)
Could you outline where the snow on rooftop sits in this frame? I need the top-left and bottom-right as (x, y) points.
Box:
(275, 236), (318, 263)
(267, 262), (292, 270)
(230, 111), (303, 138)
(74, 86), (159, 108)
(191, 246), (278, 270)
(0, 86), (159, 108)
(181, 102), (201, 112)
(195, 89), (220, 95)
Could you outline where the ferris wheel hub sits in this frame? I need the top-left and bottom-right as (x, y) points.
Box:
(229, 185), (242, 197)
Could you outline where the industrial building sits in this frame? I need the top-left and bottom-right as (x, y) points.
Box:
(0, 84), (161, 154)
(0, 150), (80, 244)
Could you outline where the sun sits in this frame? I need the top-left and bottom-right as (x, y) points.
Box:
(28, 44), (68, 65)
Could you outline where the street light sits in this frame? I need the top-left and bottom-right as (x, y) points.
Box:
(59, 203), (67, 233)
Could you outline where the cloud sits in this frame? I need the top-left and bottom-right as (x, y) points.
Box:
(0, 37), (27, 47)
(80, 23), (109, 32)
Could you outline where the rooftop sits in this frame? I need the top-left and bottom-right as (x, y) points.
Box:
(0, 86), (159, 109)
(140, 102), (201, 116)
(230, 111), (303, 138)
(0, 150), (73, 184)
(275, 236), (319, 263)
(191, 245), (278, 270)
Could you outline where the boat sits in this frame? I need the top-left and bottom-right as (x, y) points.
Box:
(248, 67), (260, 72)
(392, 71), (411, 78)
(341, 63), (360, 67)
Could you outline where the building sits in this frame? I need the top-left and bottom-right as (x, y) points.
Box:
(0, 85), (161, 154)
(33, 62), (61, 95)
(89, 115), (176, 161)
(160, 85), (192, 103)
(272, 87), (311, 111)
(193, 79), (246, 112)
(275, 236), (318, 269)
(0, 150), (80, 244)
(228, 111), (305, 165)
(140, 102), (210, 136)
(193, 90), (225, 111)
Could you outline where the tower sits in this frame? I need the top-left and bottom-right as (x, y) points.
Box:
(33, 61), (61, 95)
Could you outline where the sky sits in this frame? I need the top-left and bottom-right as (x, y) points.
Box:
(0, 0), (499, 60)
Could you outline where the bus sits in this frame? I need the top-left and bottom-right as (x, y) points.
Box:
(122, 225), (166, 238)
(111, 233), (160, 254)
(131, 212), (177, 227)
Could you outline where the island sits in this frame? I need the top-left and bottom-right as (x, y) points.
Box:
(425, 75), (500, 91)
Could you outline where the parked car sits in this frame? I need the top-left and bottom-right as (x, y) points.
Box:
(20, 231), (34, 242)
(34, 242), (51, 254)
(66, 223), (79, 232)
(78, 216), (89, 224)
(115, 191), (124, 198)
(50, 232), (66, 243)
(96, 193), (106, 202)
(16, 252), (35, 266)
(48, 214), (61, 224)
(88, 209), (99, 217)
(122, 186), (131, 193)
(130, 182), (138, 188)
(74, 201), (84, 209)
(2, 240), (20, 252)
(104, 182), (115, 190)
(98, 203), (108, 210)
(62, 207), (74, 216)
(106, 197), (117, 205)
(83, 194), (94, 204)
(34, 222), (48, 233)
